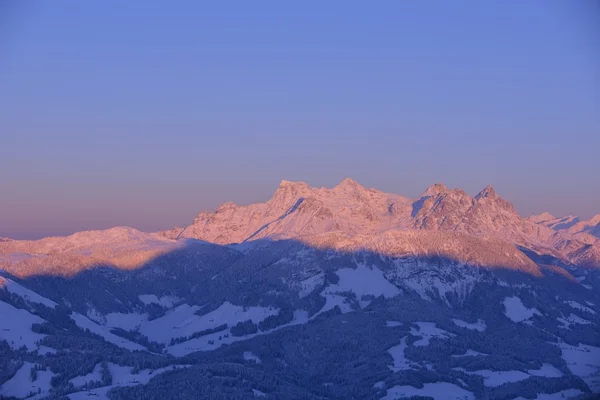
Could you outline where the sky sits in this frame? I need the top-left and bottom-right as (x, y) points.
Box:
(0, 1), (598, 239)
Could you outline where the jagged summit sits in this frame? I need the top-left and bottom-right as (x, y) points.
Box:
(277, 179), (309, 189)
(2, 179), (599, 274)
(216, 201), (237, 211)
(147, 179), (597, 269)
(528, 212), (556, 224)
(475, 185), (498, 200)
(422, 183), (449, 197)
(333, 177), (365, 191)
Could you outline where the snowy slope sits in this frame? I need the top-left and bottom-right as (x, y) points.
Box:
(0, 300), (45, 350)
(0, 362), (54, 399)
(70, 312), (146, 351)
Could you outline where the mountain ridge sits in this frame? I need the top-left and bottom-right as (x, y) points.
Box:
(1, 179), (600, 399)
(160, 179), (600, 270)
(1, 179), (599, 277)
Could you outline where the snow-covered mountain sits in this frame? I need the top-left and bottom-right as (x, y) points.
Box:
(529, 213), (600, 239)
(1, 179), (599, 400)
(158, 179), (600, 270)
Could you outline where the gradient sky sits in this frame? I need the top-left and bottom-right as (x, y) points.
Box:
(1, 1), (599, 239)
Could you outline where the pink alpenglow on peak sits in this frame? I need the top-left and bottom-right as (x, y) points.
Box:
(1, 178), (599, 278)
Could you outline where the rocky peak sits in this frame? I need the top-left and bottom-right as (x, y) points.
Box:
(269, 180), (314, 211)
(412, 184), (473, 230)
(216, 201), (237, 213)
(529, 212), (556, 224)
(474, 185), (517, 214)
(475, 185), (498, 200)
(422, 183), (449, 197)
(589, 214), (600, 225)
(275, 180), (312, 194)
(333, 177), (367, 193)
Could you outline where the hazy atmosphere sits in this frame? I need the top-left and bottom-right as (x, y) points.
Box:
(1, 1), (598, 239)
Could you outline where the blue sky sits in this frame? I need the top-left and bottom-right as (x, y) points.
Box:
(0, 1), (598, 239)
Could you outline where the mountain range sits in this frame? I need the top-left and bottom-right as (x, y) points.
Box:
(0, 179), (599, 400)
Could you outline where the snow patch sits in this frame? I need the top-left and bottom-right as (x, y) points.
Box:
(243, 351), (261, 363)
(527, 363), (563, 377)
(513, 389), (584, 400)
(454, 363), (561, 387)
(166, 309), (309, 356)
(297, 273), (324, 298)
(1, 278), (57, 308)
(503, 296), (541, 323)
(324, 293), (355, 313)
(0, 362), (54, 399)
(388, 337), (412, 371)
(140, 302), (278, 344)
(452, 349), (488, 358)
(138, 294), (180, 308)
(37, 346), (56, 355)
(105, 312), (148, 331)
(452, 318), (486, 331)
(558, 314), (591, 329)
(67, 364), (190, 400)
(324, 265), (400, 307)
(373, 381), (385, 390)
(565, 300), (597, 315)
(70, 363), (103, 387)
(410, 322), (454, 346)
(383, 382), (474, 400)
(70, 312), (146, 351)
(557, 342), (600, 392)
(454, 368), (530, 387)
